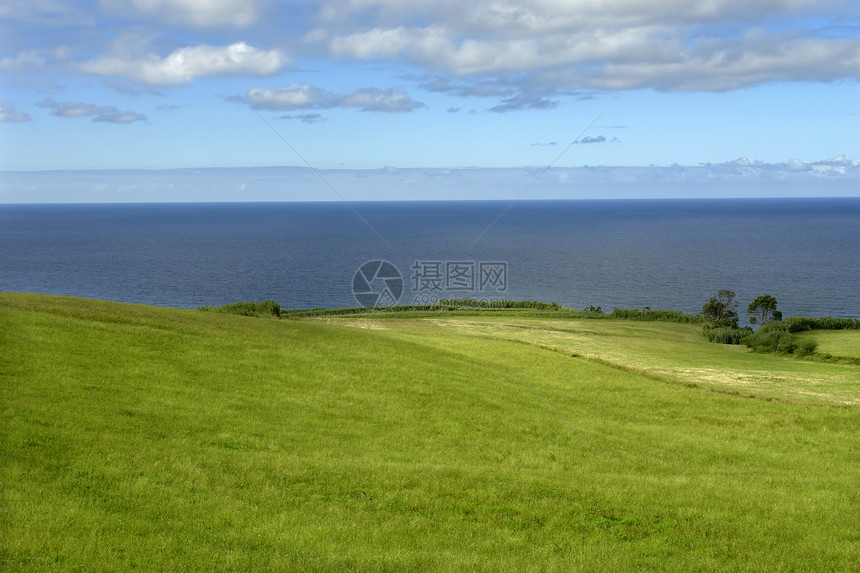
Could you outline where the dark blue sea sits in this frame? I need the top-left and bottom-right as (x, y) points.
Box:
(1, 198), (858, 319)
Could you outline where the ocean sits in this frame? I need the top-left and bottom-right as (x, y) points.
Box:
(1, 198), (858, 319)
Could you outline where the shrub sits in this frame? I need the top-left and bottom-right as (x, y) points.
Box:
(703, 326), (749, 344)
(611, 308), (704, 323)
(280, 300), (570, 319)
(440, 299), (561, 310)
(199, 300), (281, 318)
(777, 334), (798, 354)
(762, 316), (860, 334)
(814, 317), (860, 330)
(741, 330), (782, 353)
(794, 338), (819, 357)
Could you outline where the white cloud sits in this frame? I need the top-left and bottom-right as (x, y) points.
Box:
(240, 85), (333, 110)
(79, 42), (286, 86)
(319, 0), (852, 30)
(99, 0), (260, 27)
(0, 0), (94, 26)
(279, 113), (326, 124)
(489, 93), (557, 112)
(340, 88), (425, 112)
(37, 98), (115, 117)
(328, 26), (418, 59)
(4, 159), (858, 203)
(310, 0), (860, 92)
(93, 111), (148, 123)
(0, 51), (48, 73)
(0, 101), (32, 122)
(589, 33), (860, 91)
(36, 98), (146, 123)
(235, 85), (425, 112)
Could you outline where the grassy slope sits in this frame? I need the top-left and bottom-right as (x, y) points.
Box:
(2, 293), (859, 571)
(794, 330), (860, 359)
(319, 314), (860, 406)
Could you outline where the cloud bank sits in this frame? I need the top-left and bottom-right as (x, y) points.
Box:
(0, 101), (32, 122)
(3, 157), (857, 203)
(36, 98), (146, 123)
(99, 0), (261, 27)
(79, 42), (286, 86)
(311, 0), (860, 93)
(4, 1), (857, 98)
(233, 85), (425, 113)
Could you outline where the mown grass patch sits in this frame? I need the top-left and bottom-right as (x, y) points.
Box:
(326, 314), (860, 406)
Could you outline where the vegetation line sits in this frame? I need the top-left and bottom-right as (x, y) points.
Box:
(200, 296), (858, 363)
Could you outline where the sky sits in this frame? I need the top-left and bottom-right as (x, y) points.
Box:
(0, 0), (859, 201)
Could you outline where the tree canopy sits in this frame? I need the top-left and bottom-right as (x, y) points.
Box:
(748, 295), (782, 325)
(702, 289), (739, 328)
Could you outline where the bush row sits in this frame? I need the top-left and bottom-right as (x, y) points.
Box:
(439, 299), (561, 310)
(198, 300), (281, 318)
(280, 299), (564, 318)
(282, 302), (708, 321)
(610, 308), (705, 324)
(701, 324), (819, 356)
(742, 330), (819, 356)
(756, 316), (860, 334)
(702, 325), (752, 344)
(281, 303), (490, 319)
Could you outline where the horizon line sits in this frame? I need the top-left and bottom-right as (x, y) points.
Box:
(3, 196), (859, 207)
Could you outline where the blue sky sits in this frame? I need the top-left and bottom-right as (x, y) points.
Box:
(1, 0), (858, 201)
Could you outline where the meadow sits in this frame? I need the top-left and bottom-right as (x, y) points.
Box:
(2, 293), (859, 571)
(794, 329), (860, 359)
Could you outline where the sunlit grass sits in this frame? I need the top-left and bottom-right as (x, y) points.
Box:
(324, 314), (860, 406)
(2, 293), (859, 570)
(793, 329), (860, 359)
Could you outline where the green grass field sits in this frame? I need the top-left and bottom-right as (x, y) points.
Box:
(794, 329), (860, 359)
(2, 293), (859, 571)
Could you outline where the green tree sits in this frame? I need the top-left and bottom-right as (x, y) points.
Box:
(702, 289), (739, 328)
(748, 295), (782, 325)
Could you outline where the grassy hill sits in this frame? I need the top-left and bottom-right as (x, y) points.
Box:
(794, 329), (860, 359)
(2, 293), (859, 571)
